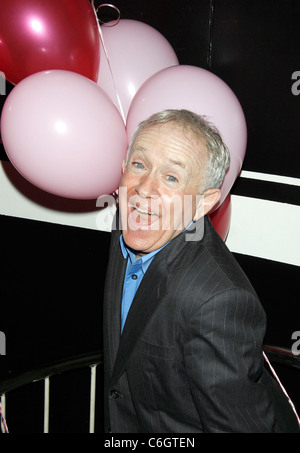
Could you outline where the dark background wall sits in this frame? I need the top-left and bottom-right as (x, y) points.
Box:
(0, 0), (299, 430)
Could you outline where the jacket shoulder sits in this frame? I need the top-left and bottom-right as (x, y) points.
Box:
(166, 217), (258, 298)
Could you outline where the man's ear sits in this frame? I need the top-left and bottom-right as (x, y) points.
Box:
(193, 189), (221, 221)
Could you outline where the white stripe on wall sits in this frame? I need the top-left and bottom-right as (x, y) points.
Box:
(0, 161), (114, 232)
(226, 195), (300, 267)
(240, 170), (300, 187)
(1, 161), (299, 266)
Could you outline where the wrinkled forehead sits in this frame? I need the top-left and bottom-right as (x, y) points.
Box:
(128, 122), (208, 164)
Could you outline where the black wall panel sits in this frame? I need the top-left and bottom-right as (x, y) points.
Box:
(211, 0), (300, 179)
(98, 0), (212, 66)
(0, 217), (110, 380)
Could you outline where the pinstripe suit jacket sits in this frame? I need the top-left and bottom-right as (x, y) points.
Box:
(103, 215), (299, 433)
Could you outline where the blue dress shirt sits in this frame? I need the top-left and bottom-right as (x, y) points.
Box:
(119, 222), (194, 333)
(119, 236), (166, 333)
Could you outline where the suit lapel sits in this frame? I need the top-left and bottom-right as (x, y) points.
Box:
(110, 251), (168, 385)
(104, 227), (127, 371)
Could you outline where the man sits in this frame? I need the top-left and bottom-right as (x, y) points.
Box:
(103, 109), (299, 433)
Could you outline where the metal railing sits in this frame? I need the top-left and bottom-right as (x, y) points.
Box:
(263, 345), (300, 427)
(0, 351), (103, 433)
(263, 345), (300, 369)
(0, 346), (299, 433)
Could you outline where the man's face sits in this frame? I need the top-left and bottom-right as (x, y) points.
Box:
(119, 122), (211, 255)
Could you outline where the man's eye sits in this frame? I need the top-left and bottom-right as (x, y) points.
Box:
(132, 162), (145, 169)
(166, 175), (178, 183)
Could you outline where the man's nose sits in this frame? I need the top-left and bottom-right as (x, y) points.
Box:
(135, 173), (159, 197)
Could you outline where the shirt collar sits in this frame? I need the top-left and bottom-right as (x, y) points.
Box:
(119, 221), (194, 267)
(120, 234), (164, 269)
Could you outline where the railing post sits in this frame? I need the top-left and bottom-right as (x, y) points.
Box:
(44, 377), (50, 433)
(89, 365), (97, 433)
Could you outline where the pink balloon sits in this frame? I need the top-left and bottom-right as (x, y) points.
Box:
(126, 65), (247, 205)
(1, 70), (127, 199)
(0, 0), (100, 85)
(97, 19), (179, 120)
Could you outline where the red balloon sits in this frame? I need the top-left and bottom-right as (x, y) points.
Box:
(209, 193), (231, 241)
(0, 0), (100, 85)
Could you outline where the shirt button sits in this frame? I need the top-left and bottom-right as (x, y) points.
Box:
(110, 390), (120, 399)
(131, 274), (138, 280)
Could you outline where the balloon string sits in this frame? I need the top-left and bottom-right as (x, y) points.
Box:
(91, 2), (126, 125)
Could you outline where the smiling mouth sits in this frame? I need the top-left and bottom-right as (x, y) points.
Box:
(127, 203), (160, 230)
(132, 204), (157, 216)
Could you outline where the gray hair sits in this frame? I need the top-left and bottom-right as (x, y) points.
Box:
(127, 109), (230, 193)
